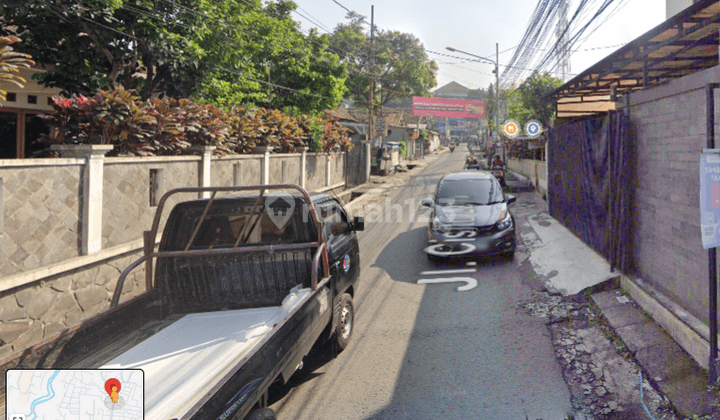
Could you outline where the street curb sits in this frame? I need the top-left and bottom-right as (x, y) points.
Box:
(620, 274), (712, 372)
(506, 169), (535, 190)
(343, 153), (442, 210)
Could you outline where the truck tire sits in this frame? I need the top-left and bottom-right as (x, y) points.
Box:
(335, 293), (354, 351)
(245, 408), (276, 420)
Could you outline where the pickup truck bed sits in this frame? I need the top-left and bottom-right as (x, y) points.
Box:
(0, 186), (360, 420)
(69, 287), (311, 419)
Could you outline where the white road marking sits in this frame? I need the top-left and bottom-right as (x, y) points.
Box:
(417, 277), (478, 292)
(420, 268), (477, 275)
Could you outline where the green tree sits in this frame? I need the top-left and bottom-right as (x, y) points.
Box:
(2, 0), (206, 99)
(196, 0), (347, 113)
(466, 88), (487, 100)
(2, 0), (347, 113)
(507, 71), (562, 127)
(328, 13), (438, 112)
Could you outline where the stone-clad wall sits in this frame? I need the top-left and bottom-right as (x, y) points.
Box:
(0, 249), (145, 361)
(0, 149), (351, 364)
(102, 158), (199, 248)
(305, 154), (326, 192)
(211, 156), (263, 189)
(329, 154), (345, 185)
(0, 161), (83, 277)
(269, 155), (301, 185)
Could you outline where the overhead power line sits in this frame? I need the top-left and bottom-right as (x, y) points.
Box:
(331, 0), (368, 24)
(294, 4), (334, 33)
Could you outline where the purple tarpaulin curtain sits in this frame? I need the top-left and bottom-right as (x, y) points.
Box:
(549, 111), (632, 272)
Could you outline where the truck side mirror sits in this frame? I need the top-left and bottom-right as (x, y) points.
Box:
(353, 216), (365, 231)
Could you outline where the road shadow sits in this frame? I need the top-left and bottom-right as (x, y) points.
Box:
(267, 338), (337, 406)
(360, 197), (577, 419)
(371, 226), (516, 287)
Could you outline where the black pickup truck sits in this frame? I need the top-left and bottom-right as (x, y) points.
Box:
(0, 184), (363, 420)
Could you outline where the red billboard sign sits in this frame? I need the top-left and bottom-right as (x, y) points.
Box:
(412, 96), (486, 119)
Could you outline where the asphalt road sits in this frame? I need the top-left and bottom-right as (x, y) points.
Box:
(269, 146), (575, 420)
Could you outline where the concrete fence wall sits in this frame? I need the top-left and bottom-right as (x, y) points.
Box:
(507, 158), (547, 194)
(0, 146), (347, 362)
(624, 65), (720, 328)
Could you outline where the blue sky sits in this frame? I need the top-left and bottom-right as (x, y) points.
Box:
(292, 0), (666, 91)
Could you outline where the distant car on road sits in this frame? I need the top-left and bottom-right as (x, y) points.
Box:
(422, 172), (516, 262)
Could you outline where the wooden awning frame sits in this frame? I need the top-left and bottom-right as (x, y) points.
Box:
(548, 0), (720, 116)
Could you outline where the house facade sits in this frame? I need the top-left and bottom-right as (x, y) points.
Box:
(0, 66), (61, 159)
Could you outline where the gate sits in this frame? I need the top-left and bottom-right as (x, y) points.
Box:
(345, 144), (367, 187)
(548, 110), (632, 272)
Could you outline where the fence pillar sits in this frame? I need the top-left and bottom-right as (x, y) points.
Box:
(326, 154), (331, 187)
(297, 146), (308, 189)
(51, 144), (114, 255)
(253, 146), (272, 185)
(365, 142), (371, 182)
(190, 146), (216, 198)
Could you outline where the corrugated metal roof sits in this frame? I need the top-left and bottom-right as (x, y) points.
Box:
(341, 108), (429, 127)
(347, 109), (370, 122)
(324, 108), (357, 121)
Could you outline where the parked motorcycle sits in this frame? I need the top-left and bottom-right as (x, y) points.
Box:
(465, 156), (480, 170)
(491, 165), (506, 187)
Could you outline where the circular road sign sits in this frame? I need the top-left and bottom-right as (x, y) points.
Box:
(525, 120), (543, 138)
(502, 120), (520, 138)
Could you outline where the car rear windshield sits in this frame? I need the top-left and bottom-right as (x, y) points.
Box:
(437, 179), (503, 205)
(160, 197), (318, 251)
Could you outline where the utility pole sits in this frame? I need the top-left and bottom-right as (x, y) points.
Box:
(366, 5), (375, 181)
(494, 43), (501, 161)
(556, 0), (570, 82)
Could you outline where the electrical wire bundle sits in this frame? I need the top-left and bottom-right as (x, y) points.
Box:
(500, 0), (634, 89)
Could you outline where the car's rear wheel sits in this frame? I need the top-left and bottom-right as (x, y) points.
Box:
(335, 293), (354, 351)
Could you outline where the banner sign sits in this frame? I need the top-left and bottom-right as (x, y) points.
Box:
(700, 149), (720, 249)
(412, 96), (486, 118)
(449, 118), (466, 128)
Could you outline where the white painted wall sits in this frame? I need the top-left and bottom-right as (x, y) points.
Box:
(666, 0), (694, 19)
(4, 67), (62, 111)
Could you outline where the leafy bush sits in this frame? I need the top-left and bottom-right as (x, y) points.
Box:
(39, 87), (352, 156)
(320, 119), (353, 153)
(399, 140), (407, 160)
(298, 115), (325, 152)
(41, 89), (157, 152)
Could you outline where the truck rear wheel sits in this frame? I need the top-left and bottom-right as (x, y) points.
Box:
(245, 408), (276, 420)
(335, 293), (354, 351)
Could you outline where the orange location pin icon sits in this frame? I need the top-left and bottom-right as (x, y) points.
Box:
(104, 378), (121, 403)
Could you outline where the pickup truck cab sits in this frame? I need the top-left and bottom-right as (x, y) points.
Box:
(0, 185), (363, 420)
